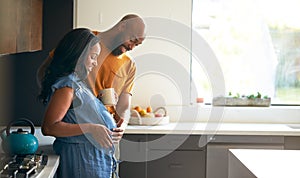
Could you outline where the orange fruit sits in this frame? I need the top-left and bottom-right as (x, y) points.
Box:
(134, 106), (142, 112)
(146, 106), (152, 113)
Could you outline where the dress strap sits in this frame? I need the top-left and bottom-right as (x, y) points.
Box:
(112, 154), (121, 178)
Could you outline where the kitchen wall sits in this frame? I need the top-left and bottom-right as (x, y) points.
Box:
(75, 0), (193, 111)
(0, 0), (192, 126)
(0, 0), (73, 126)
(1, 0), (298, 126)
(74, 0), (300, 124)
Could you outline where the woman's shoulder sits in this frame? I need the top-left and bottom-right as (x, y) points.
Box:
(52, 73), (80, 90)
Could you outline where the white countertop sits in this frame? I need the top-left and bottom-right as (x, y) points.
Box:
(229, 149), (300, 178)
(37, 155), (59, 178)
(124, 122), (300, 136)
(34, 145), (59, 178)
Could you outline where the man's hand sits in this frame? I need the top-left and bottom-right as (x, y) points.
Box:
(111, 127), (124, 144)
(114, 113), (124, 127)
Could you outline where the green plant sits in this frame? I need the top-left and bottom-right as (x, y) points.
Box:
(228, 91), (269, 99)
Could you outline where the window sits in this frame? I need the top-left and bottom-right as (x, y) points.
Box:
(192, 0), (300, 105)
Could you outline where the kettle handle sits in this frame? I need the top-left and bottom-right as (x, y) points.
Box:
(6, 118), (35, 136)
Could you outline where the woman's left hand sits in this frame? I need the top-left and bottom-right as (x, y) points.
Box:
(111, 128), (124, 144)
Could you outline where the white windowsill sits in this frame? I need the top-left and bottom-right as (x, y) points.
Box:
(165, 105), (300, 124)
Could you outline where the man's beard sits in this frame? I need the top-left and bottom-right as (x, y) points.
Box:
(111, 46), (123, 56)
(110, 34), (125, 56)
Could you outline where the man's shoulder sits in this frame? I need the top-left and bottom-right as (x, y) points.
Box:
(120, 53), (136, 66)
(120, 53), (134, 62)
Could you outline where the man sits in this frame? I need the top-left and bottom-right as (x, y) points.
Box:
(87, 14), (146, 128)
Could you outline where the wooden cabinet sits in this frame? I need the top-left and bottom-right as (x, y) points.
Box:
(119, 134), (206, 178)
(0, 0), (42, 54)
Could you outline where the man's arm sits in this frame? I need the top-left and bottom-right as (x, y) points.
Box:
(114, 92), (131, 128)
(114, 59), (136, 127)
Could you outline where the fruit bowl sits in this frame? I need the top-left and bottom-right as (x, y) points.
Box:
(129, 107), (169, 125)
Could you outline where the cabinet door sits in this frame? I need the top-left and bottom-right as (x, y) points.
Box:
(119, 161), (146, 178)
(119, 134), (147, 178)
(284, 136), (300, 150)
(147, 150), (206, 178)
(120, 134), (206, 178)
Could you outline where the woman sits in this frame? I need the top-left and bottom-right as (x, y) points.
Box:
(38, 28), (122, 178)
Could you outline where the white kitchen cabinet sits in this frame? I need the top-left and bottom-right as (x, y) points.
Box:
(206, 135), (284, 178)
(74, 0), (192, 107)
(119, 134), (206, 178)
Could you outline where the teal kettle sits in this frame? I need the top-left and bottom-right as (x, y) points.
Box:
(1, 118), (39, 155)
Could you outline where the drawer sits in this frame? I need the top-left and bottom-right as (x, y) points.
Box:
(119, 161), (146, 178)
(147, 150), (206, 178)
(147, 134), (206, 150)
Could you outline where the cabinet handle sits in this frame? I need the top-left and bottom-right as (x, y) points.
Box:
(209, 136), (216, 141)
(169, 163), (183, 169)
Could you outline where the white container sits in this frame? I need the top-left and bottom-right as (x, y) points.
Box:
(129, 107), (169, 126)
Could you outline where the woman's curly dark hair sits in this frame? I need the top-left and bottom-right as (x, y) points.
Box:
(38, 28), (99, 105)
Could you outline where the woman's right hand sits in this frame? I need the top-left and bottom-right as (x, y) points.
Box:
(89, 124), (113, 149)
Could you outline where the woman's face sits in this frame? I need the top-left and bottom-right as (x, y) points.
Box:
(85, 43), (101, 73)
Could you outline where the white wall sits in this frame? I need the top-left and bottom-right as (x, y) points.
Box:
(75, 0), (191, 30)
(75, 0), (192, 111)
(74, 0), (300, 124)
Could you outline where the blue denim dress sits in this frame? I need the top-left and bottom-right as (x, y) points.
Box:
(50, 73), (117, 178)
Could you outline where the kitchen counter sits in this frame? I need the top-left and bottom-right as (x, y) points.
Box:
(2, 122), (300, 178)
(27, 130), (59, 178)
(228, 149), (300, 178)
(36, 145), (59, 178)
(0, 127), (59, 178)
(124, 122), (300, 136)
